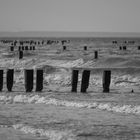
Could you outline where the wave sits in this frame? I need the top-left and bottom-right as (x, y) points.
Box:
(0, 94), (140, 115)
(0, 58), (140, 88)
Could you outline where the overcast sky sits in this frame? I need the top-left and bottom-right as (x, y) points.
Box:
(0, 0), (140, 32)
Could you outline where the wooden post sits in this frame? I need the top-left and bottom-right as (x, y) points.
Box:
(123, 46), (126, 50)
(10, 46), (14, 51)
(22, 46), (24, 51)
(63, 46), (66, 51)
(84, 46), (87, 51)
(6, 69), (14, 92)
(138, 46), (140, 50)
(19, 51), (23, 59)
(33, 46), (35, 50)
(25, 46), (28, 50)
(119, 46), (122, 50)
(18, 46), (21, 51)
(71, 70), (79, 92)
(94, 51), (98, 59)
(112, 41), (117, 44)
(30, 46), (32, 50)
(81, 70), (90, 93)
(102, 70), (111, 93)
(0, 70), (3, 91)
(24, 69), (34, 92)
(36, 69), (43, 92)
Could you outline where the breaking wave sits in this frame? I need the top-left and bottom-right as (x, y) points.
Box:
(0, 124), (75, 140)
(0, 94), (140, 115)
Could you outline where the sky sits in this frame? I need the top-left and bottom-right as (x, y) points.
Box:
(0, 0), (140, 32)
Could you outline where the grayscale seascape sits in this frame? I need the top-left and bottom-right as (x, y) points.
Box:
(0, 0), (140, 140)
(0, 37), (140, 140)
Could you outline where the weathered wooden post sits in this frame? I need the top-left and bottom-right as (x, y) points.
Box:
(24, 69), (34, 92)
(33, 46), (35, 50)
(138, 46), (140, 50)
(123, 46), (126, 50)
(36, 69), (43, 92)
(25, 46), (28, 50)
(22, 46), (24, 51)
(19, 51), (23, 59)
(81, 70), (90, 93)
(18, 46), (21, 51)
(112, 41), (117, 44)
(94, 51), (98, 59)
(0, 70), (3, 91)
(102, 70), (111, 93)
(6, 69), (14, 92)
(30, 46), (32, 50)
(10, 46), (14, 51)
(84, 46), (87, 51)
(63, 46), (66, 51)
(119, 46), (122, 50)
(71, 70), (79, 92)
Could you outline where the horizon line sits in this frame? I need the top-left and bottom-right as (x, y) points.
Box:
(0, 31), (140, 38)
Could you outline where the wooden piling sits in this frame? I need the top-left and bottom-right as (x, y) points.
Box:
(22, 46), (24, 51)
(25, 46), (28, 50)
(19, 51), (23, 59)
(84, 46), (87, 51)
(71, 70), (79, 92)
(18, 46), (21, 51)
(30, 46), (32, 50)
(94, 51), (98, 59)
(6, 69), (14, 92)
(33, 46), (35, 50)
(36, 69), (43, 92)
(0, 70), (3, 91)
(63, 46), (66, 51)
(102, 70), (111, 93)
(81, 70), (90, 93)
(10, 46), (14, 51)
(123, 46), (126, 50)
(24, 69), (34, 92)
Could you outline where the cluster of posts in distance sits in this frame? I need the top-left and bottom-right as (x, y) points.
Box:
(112, 40), (140, 50)
(0, 38), (100, 59)
(0, 39), (72, 59)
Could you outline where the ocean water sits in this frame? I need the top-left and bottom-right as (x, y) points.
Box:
(1, 37), (140, 140)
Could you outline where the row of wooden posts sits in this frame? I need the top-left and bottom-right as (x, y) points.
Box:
(10, 45), (98, 59)
(13, 46), (98, 60)
(63, 46), (98, 59)
(0, 69), (111, 93)
(10, 46), (36, 59)
(10, 46), (36, 52)
(120, 46), (127, 50)
(119, 46), (140, 50)
(0, 69), (43, 92)
(71, 70), (111, 93)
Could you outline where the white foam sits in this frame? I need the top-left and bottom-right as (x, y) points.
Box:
(0, 94), (140, 115)
(12, 124), (75, 140)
